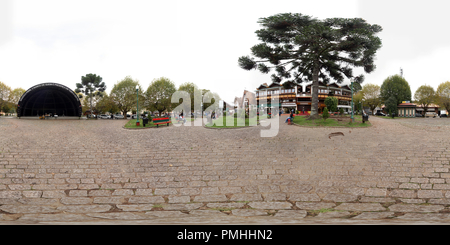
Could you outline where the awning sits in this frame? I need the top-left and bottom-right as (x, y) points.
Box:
(282, 103), (297, 107)
(337, 105), (351, 109)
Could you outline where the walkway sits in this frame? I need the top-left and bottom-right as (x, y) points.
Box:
(1, 116), (450, 224)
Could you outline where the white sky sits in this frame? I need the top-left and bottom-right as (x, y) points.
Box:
(0, 0), (449, 104)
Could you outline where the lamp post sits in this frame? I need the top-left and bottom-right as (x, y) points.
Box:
(136, 85), (140, 126)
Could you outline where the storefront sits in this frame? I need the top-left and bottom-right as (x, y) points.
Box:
(397, 102), (416, 118)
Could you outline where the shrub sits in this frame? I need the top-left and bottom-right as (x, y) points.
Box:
(325, 97), (338, 113)
(339, 108), (344, 116)
(322, 108), (330, 120)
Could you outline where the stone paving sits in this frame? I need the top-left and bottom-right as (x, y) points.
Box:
(1, 116), (450, 224)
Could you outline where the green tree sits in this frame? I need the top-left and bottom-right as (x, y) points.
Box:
(1, 102), (12, 116)
(353, 91), (364, 113)
(8, 88), (26, 113)
(238, 13), (382, 119)
(81, 92), (103, 116)
(436, 81), (450, 113)
(75, 74), (106, 117)
(351, 82), (362, 94)
(110, 76), (143, 117)
(361, 83), (381, 115)
(322, 108), (329, 120)
(324, 96), (338, 112)
(380, 75), (411, 105)
(96, 93), (119, 114)
(177, 82), (202, 113)
(0, 82), (11, 114)
(414, 85), (435, 116)
(202, 90), (221, 112)
(145, 77), (177, 115)
(385, 96), (398, 118)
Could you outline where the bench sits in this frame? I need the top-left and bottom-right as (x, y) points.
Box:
(152, 117), (171, 127)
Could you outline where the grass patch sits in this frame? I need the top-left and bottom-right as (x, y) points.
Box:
(292, 114), (371, 128)
(123, 118), (171, 129)
(205, 116), (260, 128)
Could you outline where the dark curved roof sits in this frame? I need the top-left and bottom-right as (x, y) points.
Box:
(17, 83), (82, 117)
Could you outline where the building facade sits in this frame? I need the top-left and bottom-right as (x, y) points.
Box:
(397, 103), (416, 117)
(234, 90), (257, 114)
(255, 81), (353, 114)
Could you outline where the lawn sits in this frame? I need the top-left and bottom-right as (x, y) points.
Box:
(205, 115), (260, 128)
(291, 114), (371, 127)
(123, 118), (172, 129)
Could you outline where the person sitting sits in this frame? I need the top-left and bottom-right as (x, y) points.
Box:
(285, 112), (294, 123)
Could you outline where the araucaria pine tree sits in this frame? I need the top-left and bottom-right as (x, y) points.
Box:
(238, 13), (382, 119)
(75, 74), (106, 117)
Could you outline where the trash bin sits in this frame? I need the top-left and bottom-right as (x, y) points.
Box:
(363, 114), (369, 123)
(143, 117), (148, 127)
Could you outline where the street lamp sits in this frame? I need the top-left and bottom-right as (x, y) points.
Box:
(136, 85), (140, 126)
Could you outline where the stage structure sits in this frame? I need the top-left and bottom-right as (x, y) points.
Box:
(17, 83), (82, 118)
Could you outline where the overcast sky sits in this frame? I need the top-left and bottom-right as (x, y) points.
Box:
(1, 0), (449, 104)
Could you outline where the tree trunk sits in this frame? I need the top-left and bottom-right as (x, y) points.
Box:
(308, 61), (321, 120)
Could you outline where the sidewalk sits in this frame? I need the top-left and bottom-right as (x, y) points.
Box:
(1, 117), (450, 225)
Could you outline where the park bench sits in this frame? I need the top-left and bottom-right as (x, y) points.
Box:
(152, 117), (171, 128)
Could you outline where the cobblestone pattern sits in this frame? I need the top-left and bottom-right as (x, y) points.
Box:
(1, 117), (450, 224)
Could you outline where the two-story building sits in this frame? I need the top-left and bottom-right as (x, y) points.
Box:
(255, 81), (353, 114)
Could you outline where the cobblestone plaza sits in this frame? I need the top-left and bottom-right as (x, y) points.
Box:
(1, 116), (450, 224)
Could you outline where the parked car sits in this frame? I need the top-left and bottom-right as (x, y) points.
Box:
(131, 114), (137, 119)
(425, 112), (436, 118)
(440, 114), (448, 118)
(114, 114), (124, 119)
(415, 112), (423, 117)
(99, 114), (110, 119)
(375, 111), (386, 116)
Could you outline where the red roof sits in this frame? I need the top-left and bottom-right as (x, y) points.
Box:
(398, 103), (416, 107)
